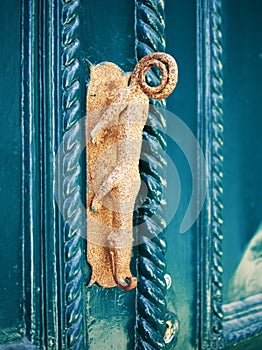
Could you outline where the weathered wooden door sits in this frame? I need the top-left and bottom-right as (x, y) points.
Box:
(0, 1), (262, 349)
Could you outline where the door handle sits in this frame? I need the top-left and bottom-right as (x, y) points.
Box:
(86, 52), (178, 290)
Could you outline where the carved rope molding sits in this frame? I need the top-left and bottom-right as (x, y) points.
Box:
(135, 0), (179, 349)
(61, 0), (87, 349)
(197, 0), (224, 348)
(223, 294), (262, 346)
(210, 0), (224, 342)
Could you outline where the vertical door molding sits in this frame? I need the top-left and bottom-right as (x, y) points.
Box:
(196, 0), (224, 349)
(61, 1), (87, 349)
(22, 0), (44, 346)
(134, 1), (179, 349)
(22, 0), (87, 348)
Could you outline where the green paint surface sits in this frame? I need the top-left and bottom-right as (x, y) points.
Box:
(0, 0), (261, 349)
(0, 0), (23, 343)
(223, 0), (262, 302)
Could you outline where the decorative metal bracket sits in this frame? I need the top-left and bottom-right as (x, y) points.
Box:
(86, 52), (178, 290)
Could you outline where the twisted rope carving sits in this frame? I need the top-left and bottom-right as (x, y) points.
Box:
(135, 0), (179, 348)
(61, 0), (86, 349)
(210, 0), (224, 343)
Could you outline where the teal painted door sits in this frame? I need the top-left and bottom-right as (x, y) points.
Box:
(0, 0), (23, 344)
(0, 1), (261, 350)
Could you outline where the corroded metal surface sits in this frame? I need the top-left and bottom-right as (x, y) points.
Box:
(86, 53), (177, 290)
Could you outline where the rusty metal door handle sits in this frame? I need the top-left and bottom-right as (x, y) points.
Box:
(86, 52), (178, 290)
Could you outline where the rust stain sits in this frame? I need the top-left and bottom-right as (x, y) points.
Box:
(86, 53), (178, 290)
